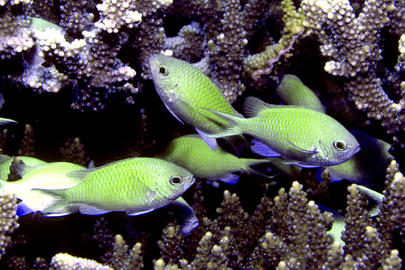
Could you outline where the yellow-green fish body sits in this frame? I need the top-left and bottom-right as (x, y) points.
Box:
(0, 162), (86, 216)
(149, 55), (245, 151)
(277, 74), (325, 113)
(38, 158), (195, 216)
(159, 134), (268, 183)
(209, 97), (360, 167)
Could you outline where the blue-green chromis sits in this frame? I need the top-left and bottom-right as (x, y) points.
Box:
(207, 97), (360, 167)
(149, 54), (245, 151)
(36, 157), (195, 216)
(158, 134), (270, 184)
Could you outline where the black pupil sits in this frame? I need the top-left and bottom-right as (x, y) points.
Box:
(336, 141), (345, 150)
(159, 66), (166, 74)
(172, 177), (182, 184)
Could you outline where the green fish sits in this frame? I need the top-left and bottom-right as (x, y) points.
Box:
(149, 54), (245, 151)
(36, 158), (195, 216)
(207, 97), (360, 167)
(274, 76), (392, 186)
(0, 155), (48, 180)
(158, 134), (269, 184)
(30, 17), (61, 32)
(0, 161), (86, 216)
(0, 117), (17, 125)
(276, 74), (325, 113)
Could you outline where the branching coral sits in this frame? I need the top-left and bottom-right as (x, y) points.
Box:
(0, 192), (19, 261)
(49, 253), (112, 270)
(301, 0), (405, 148)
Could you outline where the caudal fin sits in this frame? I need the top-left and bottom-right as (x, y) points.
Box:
(203, 109), (243, 138)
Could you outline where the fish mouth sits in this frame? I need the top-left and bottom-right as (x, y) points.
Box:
(352, 144), (361, 155)
(186, 175), (196, 189)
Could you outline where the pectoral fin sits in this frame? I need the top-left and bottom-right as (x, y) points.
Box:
(196, 128), (218, 150)
(79, 205), (111, 215)
(287, 140), (319, 155)
(250, 139), (281, 157)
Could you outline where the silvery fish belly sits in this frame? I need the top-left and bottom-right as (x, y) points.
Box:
(149, 54), (241, 135)
(36, 157), (195, 216)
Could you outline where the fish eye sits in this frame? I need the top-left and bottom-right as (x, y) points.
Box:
(170, 176), (183, 185)
(158, 66), (168, 76)
(333, 140), (347, 151)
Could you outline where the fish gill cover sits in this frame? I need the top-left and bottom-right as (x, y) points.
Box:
(0, 0), (404, 269)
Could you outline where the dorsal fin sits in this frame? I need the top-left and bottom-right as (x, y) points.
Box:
(67, 169), (94, 179)
(243, 97), (274, 117)
(11, 158), (35, 177)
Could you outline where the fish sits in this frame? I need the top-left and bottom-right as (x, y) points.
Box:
(0, 155), (48, 180)
(0, 117), (17, 125)
(206, 96), (360, 167)
(0, 161), (87, 217)
(35, 157), (195, 216)
(274, 76), (392, 186)
(321, 130), (393, 186)
(276, 74), (325, 113)
(158, 134), (270, 184)
(149, 54), (245, 151)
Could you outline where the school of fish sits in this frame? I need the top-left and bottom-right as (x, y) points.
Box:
(0, 55), (390, 238)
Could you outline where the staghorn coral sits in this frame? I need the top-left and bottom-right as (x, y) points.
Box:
(59, 137), (90, 167)
(49, 253), (112, 270)
(17, 123), (35, 156)
(0, 0), (405, 269)
(243, 0), (306, 79)
(0, 192), (19, 261)
(301, 0), (405, 149)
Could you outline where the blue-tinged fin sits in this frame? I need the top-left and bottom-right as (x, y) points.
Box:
(196, 128), (218, 151)
(283, 160), (319, 168)
(218, 173), (240, 185)
(251, 139), (281, 157)
(78, 205), (111, 215)
(17, 202), (35, 217)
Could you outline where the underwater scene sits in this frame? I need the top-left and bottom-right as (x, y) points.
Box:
(0, 0), (404, 269)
